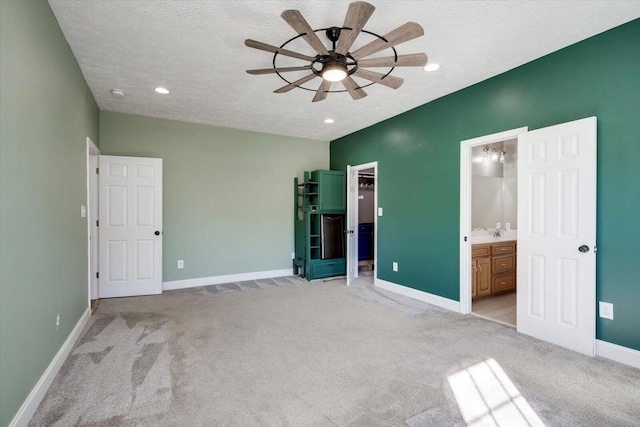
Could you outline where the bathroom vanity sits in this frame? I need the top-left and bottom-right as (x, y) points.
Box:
(471, 239), (516, 299)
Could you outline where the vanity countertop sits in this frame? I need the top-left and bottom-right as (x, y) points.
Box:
(471, 236), (517, 245)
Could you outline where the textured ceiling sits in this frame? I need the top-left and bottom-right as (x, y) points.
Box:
(48, 1), (640, 141)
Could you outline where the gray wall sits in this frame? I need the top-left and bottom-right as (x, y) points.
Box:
(358, 174), (375, 224)
(99, 111), (329, 283)
(0, 1), (99, 425)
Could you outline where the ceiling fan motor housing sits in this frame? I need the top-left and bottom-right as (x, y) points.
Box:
(326, 27), (341, 43)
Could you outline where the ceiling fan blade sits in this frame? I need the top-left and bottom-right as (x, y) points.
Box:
(335, 1), (375, 55)
(312, 79), (332, 102)
(351, 22), (424, 60)
(245, 39), (316, 62)
(281, 10), (329, 55)
(275, 73), (319, 93)
(246, 66), (312, 75)
(341, 76), (367, 100)
(357, 53), (428, 68)
(353, 69), (403, 89)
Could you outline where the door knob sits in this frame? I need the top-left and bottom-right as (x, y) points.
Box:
(155, 231), (161, 236)
(578, 245), (589, 253)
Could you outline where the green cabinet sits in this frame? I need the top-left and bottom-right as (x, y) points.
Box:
(311, 170), (346, 211)
(294, 170), (346, 280)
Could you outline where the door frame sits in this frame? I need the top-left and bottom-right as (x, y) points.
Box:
(86, 137), (100, 307)
(346, 161), (378, 285)
(459, 127), (527, 314)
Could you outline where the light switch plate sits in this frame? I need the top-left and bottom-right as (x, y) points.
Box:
(378, 207), (383, 216)
(81, 205), (87, 218)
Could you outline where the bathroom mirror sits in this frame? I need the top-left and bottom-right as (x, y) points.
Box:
(471, 139), (517, 230)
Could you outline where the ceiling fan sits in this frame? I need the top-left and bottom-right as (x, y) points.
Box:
(245, 1), (428, 102)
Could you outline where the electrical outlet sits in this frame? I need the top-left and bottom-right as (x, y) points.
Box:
(392, 262), (398, 272)
(56, 313), (60, 329)
(378, 207), (383, 216)
(599, 301), (613, 320)
(177, 260), (184, 269)
(291, 252), (295, 259)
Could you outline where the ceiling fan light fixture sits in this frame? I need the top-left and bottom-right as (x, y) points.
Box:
(321, 62), (348, 82)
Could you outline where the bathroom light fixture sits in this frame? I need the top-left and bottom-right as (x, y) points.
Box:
(482, 146), (506, 163)
(154, 87), (170, 94)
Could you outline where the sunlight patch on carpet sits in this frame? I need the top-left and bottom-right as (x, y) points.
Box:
(448, 358), (544, 426)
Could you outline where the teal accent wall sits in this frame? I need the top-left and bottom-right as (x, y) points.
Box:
(331, 20), (640, 351)
(99, 111), (328, 283)
(0, 1), (99, 425)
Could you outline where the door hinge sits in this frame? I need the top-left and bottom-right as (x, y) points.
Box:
(96, 167), (99, 174)
(96, 272), (99, 279)
(96, 220), (99, 227)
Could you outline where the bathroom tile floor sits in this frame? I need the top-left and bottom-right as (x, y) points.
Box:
(472, 292), (516, 327)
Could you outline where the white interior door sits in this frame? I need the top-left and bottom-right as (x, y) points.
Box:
(99, 155), (163, 298)
(517, 117), (597, 356)
(346, 165), (357, 286)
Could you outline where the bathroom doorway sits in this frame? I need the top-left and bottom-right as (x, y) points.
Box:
(461, 119), (597, 355)
(459, 127), (528, 324)
(470, 139), (518, 326)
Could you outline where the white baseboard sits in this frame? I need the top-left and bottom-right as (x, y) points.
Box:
(374, 278), (461, 312)
(163, 268), (294, 291)
(9, 307), (91, 427)
(595, 339), (640, 369)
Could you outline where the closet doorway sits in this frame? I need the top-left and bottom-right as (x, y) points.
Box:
(346, 162), (377, 286)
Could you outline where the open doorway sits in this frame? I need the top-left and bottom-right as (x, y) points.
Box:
(86, 137), (100, 314)
(461, 119), (597, 355)
(459, 127), (527, 322)
(469, 139), (518, 326)
(346, 162), (377, 286)
(357, 168), (375, 275)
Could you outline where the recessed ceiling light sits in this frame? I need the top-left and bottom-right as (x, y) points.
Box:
(424, 63), (440, 72)
(324, 118), (335, 124)
(111, 89), (125, 97)
(154, 87), (170, 94)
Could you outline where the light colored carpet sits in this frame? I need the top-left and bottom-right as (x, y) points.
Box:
(30, 273), (640, 426)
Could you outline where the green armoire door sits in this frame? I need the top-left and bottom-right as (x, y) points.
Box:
(312, 170), (346, 211)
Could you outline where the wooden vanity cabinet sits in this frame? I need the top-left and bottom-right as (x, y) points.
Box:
(471, 244), (491, 298)
(472, 241), (516, 299)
